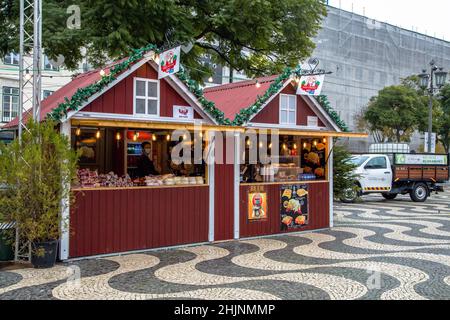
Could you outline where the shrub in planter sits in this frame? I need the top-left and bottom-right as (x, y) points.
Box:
(0, 120), (78, 268)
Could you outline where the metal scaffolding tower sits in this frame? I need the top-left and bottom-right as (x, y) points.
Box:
(15, 0), (42, 262)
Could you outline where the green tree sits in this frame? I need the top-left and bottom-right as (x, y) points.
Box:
(0, 120), (78, 244)
(333, 143), (358, 200)
(363, 85), (427, 143)
(0, 0), (326, 82)
(438, 84), (450, 153)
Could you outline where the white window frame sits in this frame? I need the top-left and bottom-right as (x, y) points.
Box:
(2, 86), (19, 123)
(279, 93), (297, 125)
(133, 77), (160, 118)
(3, 52), (19, 66)
(43, 90), (54, 99)
(43, 55), (59, 71)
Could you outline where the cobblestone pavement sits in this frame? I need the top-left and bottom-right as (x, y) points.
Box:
(1, 190), (449, 300)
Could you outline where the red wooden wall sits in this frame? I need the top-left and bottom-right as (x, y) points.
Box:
(239, 182), (329, 238)
(82, 63), (203, 119)
(251, 84), (326, 127)
(214, 137), (235, 241)
(69, 186), (209, 258)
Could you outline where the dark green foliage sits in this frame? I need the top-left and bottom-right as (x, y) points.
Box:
(438, 84), (450, 153)
(0, 120), (78, 243)
(0, 0), (326, 82)
(333, 143), (358, 199)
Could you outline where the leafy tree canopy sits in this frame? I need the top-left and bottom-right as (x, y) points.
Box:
(0, 0), (327, 82)
(438, 84), (450, 153)
(363, 85), (428, 143)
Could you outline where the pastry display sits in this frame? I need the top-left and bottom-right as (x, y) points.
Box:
(76, 169), (204, 188)
(314, 167), (325, 177)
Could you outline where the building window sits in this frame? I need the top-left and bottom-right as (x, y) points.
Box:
(43, 90), (54, 99)
(279, 94), (296, 125)
(133, 78), (159, 116)
(2, 87), (19, 123)
(44, 55), (59, 71)
(3, 52), (19, 66)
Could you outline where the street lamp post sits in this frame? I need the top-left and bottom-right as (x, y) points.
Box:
(419, 60), (447, 153)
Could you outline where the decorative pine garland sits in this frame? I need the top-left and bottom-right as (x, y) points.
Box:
(48, 44), (160, 121)
(46, 43), (348, 132)
(315, 95), (349, 132)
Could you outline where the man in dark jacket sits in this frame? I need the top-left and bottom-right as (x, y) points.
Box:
(136, 142), (159, 177)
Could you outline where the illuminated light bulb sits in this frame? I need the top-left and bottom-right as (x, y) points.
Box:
(259, 142), (263, 148)
(99, 69), (105, 77)
(303, 142), (307, 149)
(268, 143), (272, 149)
(199, 132), (203, 138)
(313, 140), (318, 147)
(75, 126), (81, 136)
(246, 139), (251, 147)
(183, 134), (188, 139)
(133, 131), (138, 141)
(116, 131), (121, 141)
(323, 137), (327, 143)
(95, 128), (101, 139)
(293, 143), (297, 150)
(166, 134), (170, 141)
(255, 80), (261, 88)
(208, 77), (213, 83)
(152, 134), (157, 141)
(282, 144), (287, 150)
(24, 69), (32, 81)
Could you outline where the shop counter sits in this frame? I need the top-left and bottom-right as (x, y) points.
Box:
(69, 184), (209, 258)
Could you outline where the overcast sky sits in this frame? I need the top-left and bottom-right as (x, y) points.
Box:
(327, 0), (450, 41)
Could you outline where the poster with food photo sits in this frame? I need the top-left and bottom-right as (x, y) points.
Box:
(280, 185), (309, 231)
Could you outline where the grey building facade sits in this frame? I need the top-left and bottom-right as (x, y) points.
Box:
(314, 6), (450, 151)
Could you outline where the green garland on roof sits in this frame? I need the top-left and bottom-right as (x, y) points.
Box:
(176, 66), (231, 125)
(48, 44), (160, 121)
(315, 95), (349, 132)
(231, 66), (349, 131)
(46, 41), (348, 131)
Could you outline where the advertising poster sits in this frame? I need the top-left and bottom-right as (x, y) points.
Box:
(395, 154), (448, 166)
(248, 186), (268, 221)
(280, 185), (309, 231)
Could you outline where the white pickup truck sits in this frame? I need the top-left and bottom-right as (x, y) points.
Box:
(341, 153), (449, 203)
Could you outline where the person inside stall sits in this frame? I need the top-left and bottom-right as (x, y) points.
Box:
(136, 141), (159, 177)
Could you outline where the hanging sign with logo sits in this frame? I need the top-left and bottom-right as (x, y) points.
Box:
(158, 46), (181, 79)
(297, 74), (325, 96)
(173, 105), (194, 120)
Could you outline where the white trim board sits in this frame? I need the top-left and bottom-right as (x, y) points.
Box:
(72, 111), (211, 125)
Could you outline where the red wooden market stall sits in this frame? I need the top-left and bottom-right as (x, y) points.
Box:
(4, 48), (366, 259)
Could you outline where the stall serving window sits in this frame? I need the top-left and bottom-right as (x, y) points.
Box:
(72, 126), (207, 189)
(240, 135), (328, 184)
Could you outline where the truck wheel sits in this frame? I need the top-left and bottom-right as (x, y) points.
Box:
(410, 183), (429, 202)
(340, 188), (358, 203)
(382, 193), (398, 200)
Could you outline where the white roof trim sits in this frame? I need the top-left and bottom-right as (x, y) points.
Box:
(64, 54), (154, 122)
(245, 78), (341, 132)
(72, 111), (211, 125)
(247, 78), (292, 123)
(63, 53), (217, 125)
(302, 95), (341, 132)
